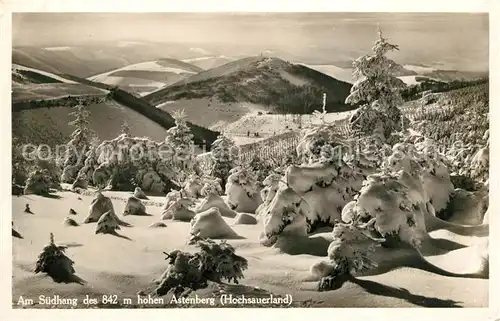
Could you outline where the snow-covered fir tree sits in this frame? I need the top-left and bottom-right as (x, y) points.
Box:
(210, 133), (237, 191)
(165, 109), (196, 176)
(345, 27), (408, 139)
(60, 104), (96, 183)
(120, 120), (131, 136)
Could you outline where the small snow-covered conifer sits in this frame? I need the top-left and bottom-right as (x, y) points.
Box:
(61, 104), (96, 183)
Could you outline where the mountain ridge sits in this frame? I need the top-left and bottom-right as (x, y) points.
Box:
(144, 56), (355, 115)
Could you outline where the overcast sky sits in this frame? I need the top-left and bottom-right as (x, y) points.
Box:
(13, 13), (489, 71)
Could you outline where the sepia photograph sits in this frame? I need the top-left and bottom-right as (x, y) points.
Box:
(9, 10), (490, 309)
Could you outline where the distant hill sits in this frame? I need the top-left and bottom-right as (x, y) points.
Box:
(12, 64), (78, 86)
(182, 56), (235, 70)
(303, 62), (488, 86)
(88, 58), (204, 97)
(11, 64), (220, 149)
(12, 65), (109, 104)
(12, 44), (203, 78)
(144, 56), (354, 127)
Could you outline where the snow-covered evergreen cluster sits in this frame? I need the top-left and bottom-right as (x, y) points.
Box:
(446, 129), (489, 187)
(91, 134), (174, 193)
(57, 108), (206, 194)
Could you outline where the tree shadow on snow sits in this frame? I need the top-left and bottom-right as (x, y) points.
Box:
(108, 230), (133, 241)
(48, 273), (87, 286)
(274, 235), (331, 257)
(350, 278), (462, 307)
(12, 228), (23, 239)
(58, 242), (84, 248)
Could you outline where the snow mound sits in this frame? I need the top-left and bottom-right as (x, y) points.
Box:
(84, 192), (115, 223)
(149, 222), (167, 228)
(63, 217), (79, 227)
(233, 213), (258, 225)
(444, 188), (488, 225)
(195, 194), (237, 218)
(190, 207), (239, 239)
(123, 196), (147, 216)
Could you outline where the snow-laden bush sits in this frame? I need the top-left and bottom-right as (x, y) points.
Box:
(313, 215), (385, 291)
(342, 170), (431, 249)
(153, 236), (248, 298)
(182, 173), (204, 198)
(123, 196), (147, 216)
(469, 142), (489, 183)
(382, 135), (454, 214)
(200, 177), (223, 197)
(35, 233), (76, 282)
(225, 165), (263, 213)
(195, 193), (238, 218)
(256, 172), (285, 218)
(74, 141), (99, 189)
(160, 197), (196, 221)
(161, 189), (183, 212)
(283, 160), (364, 230)
(14, 136), (62, 193)
(296, 125), (349, 165)
(24, 169), (53, 195)
(95, 211), (121, 234)
(133, 186), (149, 199)
(83, 191), (130, 226)
(247, 154), (276, 183)
(447, 137), (489, 187)
(444, 186), (488, 225)
(259, 186), (310, 247)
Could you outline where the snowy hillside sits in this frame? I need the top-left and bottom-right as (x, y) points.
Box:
(88, 59), (203, 96)
(12, 64), (78, 84)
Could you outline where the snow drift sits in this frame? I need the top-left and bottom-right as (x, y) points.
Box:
(190, 207), (240, 239)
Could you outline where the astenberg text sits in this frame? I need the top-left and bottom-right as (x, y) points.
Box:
(170, 294), (293, 306)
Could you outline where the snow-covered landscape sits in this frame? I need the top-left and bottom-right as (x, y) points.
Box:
(10, 12), (490, 310)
